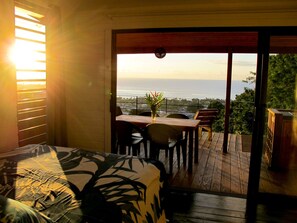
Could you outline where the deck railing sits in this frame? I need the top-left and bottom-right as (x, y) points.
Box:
(117, 96), (215, 118)
(117, 95), (255, 135)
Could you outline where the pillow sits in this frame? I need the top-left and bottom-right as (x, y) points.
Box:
(0, 195), (53, 223)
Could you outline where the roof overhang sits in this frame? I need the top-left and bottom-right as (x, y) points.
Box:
(116, 31), (297, 54)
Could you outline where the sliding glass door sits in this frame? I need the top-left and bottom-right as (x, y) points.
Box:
(259, 34), (297, 198)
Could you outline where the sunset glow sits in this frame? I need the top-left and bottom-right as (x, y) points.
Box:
(9, 42), (44, 68)
(12, 7), (46, 81)
(117, 53), (257, 80)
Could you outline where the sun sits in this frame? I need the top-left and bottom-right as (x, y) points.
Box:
(9, 42), (34, 68)
(9, 6), (46, 81)
(9, 40), (46, 80)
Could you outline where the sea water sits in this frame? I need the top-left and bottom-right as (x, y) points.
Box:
(117, 78), (254, 100)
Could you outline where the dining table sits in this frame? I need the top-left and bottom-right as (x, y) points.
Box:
(116, 114), (200, 173)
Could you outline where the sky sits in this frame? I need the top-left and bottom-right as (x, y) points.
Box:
(117, 53), (257, 80)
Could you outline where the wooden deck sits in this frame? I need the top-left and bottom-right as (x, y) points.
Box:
(156, 132), (249, 196)
(167, 191), (297, 223)
(151, 132), (297, 198)
(135, 132), (297, 222)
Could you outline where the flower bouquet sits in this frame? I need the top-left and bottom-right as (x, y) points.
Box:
(145, 91), (164, 121)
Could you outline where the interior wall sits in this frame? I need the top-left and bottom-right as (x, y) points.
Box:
(57, 0), (297, 152)
(0, 0), (19, 152)
(59, 8), (112, 152)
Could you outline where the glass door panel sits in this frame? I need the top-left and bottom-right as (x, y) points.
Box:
(259, 35), (297, 197)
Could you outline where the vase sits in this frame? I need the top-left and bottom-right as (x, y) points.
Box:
(151, 108), (157, 121)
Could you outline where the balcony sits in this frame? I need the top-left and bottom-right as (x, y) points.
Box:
(132, 131), (295, 198)
(117, 96), (297, 198)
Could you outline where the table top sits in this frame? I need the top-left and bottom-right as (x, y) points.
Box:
(116, 114), (200, 129)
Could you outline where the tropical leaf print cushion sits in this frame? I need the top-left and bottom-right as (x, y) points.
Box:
(0, 195), (53, 223)
(0, 145), (167, 223)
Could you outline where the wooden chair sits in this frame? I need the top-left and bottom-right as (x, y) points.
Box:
(194, 109), (219, 141)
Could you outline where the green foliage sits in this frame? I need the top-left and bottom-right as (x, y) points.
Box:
(186, 98), (225, 113)
(227, 54), (296, 134)
(230, 88), (255, 134)
(186, 98), (205, 112)
(243, 71), (256, 84)
(267, 54), (297, 109)
(207, 100), (225, 132)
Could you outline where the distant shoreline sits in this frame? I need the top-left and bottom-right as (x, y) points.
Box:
(117, 78), (254, 100)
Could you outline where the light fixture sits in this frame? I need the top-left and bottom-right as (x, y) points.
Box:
(154, 47), (166, 59)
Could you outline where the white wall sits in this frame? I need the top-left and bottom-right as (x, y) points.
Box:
(59, 9), (112, 152)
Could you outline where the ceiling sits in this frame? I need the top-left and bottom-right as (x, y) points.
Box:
(116, 31), (297, 54)
(46, 1), (297, 54)
(51, 0), (297, 14)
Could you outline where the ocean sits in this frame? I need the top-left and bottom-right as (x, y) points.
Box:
(117, 78), (254, 100)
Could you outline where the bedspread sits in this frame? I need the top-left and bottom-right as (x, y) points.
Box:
(0, 144), (167, 223)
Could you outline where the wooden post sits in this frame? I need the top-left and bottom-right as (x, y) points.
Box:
(223, 52), (233, 153)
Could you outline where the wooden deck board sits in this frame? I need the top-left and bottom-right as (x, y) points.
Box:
(169, 190), (297, 223)
(211, 150), (223, 193)
(158, 132), (297, 222)
(138, 132), (297, 197)
(194, 145), (211, 190)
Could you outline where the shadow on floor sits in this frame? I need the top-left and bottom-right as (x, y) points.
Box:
(165, 189), (196, 223)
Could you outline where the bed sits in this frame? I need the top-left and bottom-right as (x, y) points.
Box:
(0, 144), (167, 223)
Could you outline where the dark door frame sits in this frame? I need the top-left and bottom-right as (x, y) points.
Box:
(111, 27), (297, 219)
(246, 28), (297, 220)
(245, 30), (270, 220)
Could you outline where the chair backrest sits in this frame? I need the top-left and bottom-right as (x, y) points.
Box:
(167, 113), (189, 119)
(193, 108), (219, 126)
(167, 113), (189, 138)
(116, 120), (137, 145)
(146, 123), (179, 146)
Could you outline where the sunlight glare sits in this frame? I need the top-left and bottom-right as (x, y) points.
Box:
(9, 40), (46, 71)
(10, 43), (37, 68)
(11, 7), (46, 81)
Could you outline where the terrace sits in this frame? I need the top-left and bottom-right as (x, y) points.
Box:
(135, 131), (297, 198)
(117, 98), (297, 198)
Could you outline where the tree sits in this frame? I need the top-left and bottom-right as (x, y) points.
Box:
(186, 98), (206, 113)
(230, 88), (255, 134)
(267, 54), (297, 109)
(208, 100), (225, 132)
(228, 54), (297, 134)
